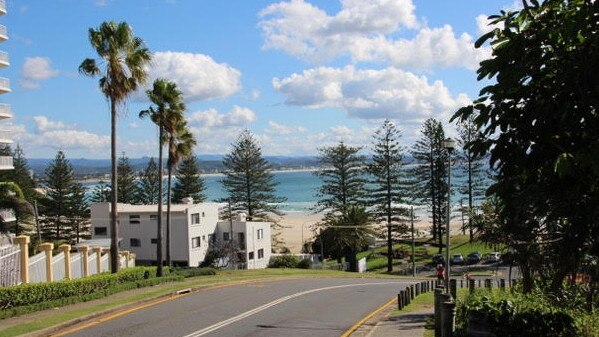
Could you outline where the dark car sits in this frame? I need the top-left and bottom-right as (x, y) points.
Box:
(432, 254), (445, 265)
(452, 253), (465, 265)
(467, 251), (481, 265)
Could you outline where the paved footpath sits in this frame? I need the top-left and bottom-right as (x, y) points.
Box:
(350, 303), (433, 337)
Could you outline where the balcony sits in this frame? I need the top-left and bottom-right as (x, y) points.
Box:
(0, 0), (5, 16)
(0, 25), (6, 42)
(0, 155), (13, 170)
(0, 130), (11, 144)
(0, 51), (8, 68)
(0, 78), (10, 94)
(0, 104), (11, 119)
(0, 208), (15, 223)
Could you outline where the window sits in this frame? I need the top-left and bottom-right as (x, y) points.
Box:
(202, 235), (206, 242)
(191, 213), (200, 224)
(130, 238), (141, 247)
(191, 236), (201, 248)
(238, 233), (246, 250)
(223, 232), (230, 241)
(151, 238), (157, 244)
(94, 227), (107, 236)
(129, 215), (140, 224)
(150, 214), (157, 220)
(248, 251), (254, 260)
(257, 228), (264, 240)
(258, 249), (264, 259)
(202, 212), (205, 217)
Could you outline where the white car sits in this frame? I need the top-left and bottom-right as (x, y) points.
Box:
(488, 252), (501, 263)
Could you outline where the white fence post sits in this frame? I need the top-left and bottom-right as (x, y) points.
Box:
(80, 246), (89, 277)
(59, 244), (71, 280)
(93, 247), (102, 275)
(39, 242), (54, 282)
(14, 236), (29, 284)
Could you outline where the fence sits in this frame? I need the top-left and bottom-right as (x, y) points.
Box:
(1, 236), (136, 287)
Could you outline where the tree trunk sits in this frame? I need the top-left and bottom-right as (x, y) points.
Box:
(110, 99), (119, 273)
(166, 165), (173, 268)
(156, 127), (164, 277)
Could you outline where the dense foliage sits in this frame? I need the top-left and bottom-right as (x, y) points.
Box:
(172, 155), (207, 204)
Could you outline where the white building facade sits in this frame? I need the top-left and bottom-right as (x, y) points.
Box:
(90, 201), (271, 269)
(0, 0), (11, 171)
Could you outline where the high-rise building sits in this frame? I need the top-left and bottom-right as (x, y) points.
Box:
(0, 0), (12, 171)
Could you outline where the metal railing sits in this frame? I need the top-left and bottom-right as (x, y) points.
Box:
(0, 77), (10, 92)
(0, 130), (12, 142)
(0, 25), (7, 39)
(0, 0), (6, 14)
(0, 51), (8, 65)
(0, 103), (11, 117)
(29, 252), (47, 284)
(0, 156), (13, 169)
(0, 245), (20, 286)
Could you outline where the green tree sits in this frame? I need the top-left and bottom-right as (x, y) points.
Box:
(137, 158), (162, 205)
(139, 78), (186, 275)
(220, 130), (286, 247)
(369, 120), (408, 272)
(89, 180), (111, 203)
(314, 142), (366, 220)
(172, 155), (206, 204)
(409, 118), (448, 253)
(11, 146), (38, 202)
(452, 0), (599, 292)
(456, 116), (489, 241)
(165, 121), (196, 267)
(79, 21), (151, 273)
(41, 151), (77, 241)
(0, 182), (34, 236)
(116, 154), (139, 204)
(67, 182), (90, 244)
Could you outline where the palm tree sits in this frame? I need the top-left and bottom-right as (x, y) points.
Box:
(326, 206), (374, 272)
(166, 122), (196, 267)
(139, 79), (186, 275)
(79, 21), (151, 273)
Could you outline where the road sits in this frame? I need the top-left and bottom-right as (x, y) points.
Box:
(57, 277), (415, 337)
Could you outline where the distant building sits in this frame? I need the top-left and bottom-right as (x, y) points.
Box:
(90, 199), (271, 268)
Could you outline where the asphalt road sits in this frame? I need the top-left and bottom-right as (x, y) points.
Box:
(58, 277), (416, 337)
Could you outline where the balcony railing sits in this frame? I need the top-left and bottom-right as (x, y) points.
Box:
(0, 130), (12, 143)
(0, 155), (13, 170)
(0, 51), (8, 67)
(0, 77), (10, 93)
(0, 25), (6, 41)
(0, 0), (6, 15)
(0, 104), (10, 119)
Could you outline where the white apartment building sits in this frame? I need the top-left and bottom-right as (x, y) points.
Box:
(0, 0), (12, 171)
(90, 200), (272, 269)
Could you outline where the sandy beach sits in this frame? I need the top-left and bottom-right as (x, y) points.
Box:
(275, 211), (464, 253)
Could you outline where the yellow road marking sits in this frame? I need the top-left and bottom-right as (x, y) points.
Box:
(339, 296), (397, 337)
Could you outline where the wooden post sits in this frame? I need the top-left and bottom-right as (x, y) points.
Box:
(398, 291), (404, 310)
(59, 244), (71, 280)
(39, 242), (54, 282)
(14, 236), (30, 284)
(93, 247), (102, 275)
(80, 246), (89, 277)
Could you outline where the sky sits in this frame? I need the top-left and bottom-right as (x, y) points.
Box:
(0, 0), (519, 159)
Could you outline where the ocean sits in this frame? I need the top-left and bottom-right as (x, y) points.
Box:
(83, 168), (480, 213)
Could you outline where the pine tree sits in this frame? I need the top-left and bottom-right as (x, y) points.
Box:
(314, 142), (367, 219)
(89, 180), (111, 203)
(221, 130), (286, 221)
(68, 182), (90, 243)
(409, 119), (449, 253)
(369, 120), (408, 272)
(42, 151), (77, 241)
(117, 154), (139, 204)
(456, 116), (489, 241)
(137, 157), (162, 205)
(11, 146), (38, 202)
(172, 155), (206, 203)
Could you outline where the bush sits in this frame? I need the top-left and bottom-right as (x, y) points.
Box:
(0, 266), (159, 310)
(268, 255), (300, 268)
(171, 267), (217, 278)
(297, 259), (312, 269)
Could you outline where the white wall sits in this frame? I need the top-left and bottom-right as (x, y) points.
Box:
(216, 219), (272, 269)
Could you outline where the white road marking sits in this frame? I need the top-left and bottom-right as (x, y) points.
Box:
(181, 281), (404, 337)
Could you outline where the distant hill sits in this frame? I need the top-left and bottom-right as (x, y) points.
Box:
(27, 155), (321, 178)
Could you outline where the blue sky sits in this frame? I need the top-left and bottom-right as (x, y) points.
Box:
(1, 0), (517, 159)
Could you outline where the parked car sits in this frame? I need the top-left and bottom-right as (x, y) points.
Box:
(451, 253), (464, 265)
(487, 252), (501, 263)
(432, 254), (445, 265)
(467, 251), (481, 265)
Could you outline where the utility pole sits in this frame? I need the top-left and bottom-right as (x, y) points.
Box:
(34, 200), (41, 243)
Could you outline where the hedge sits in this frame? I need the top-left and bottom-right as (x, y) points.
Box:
(0, 266), (163, 311)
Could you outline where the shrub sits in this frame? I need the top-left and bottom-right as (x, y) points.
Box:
(171, 267), (217, 278)
(268, 255), (300, 268)
(297, 259), (312, 269)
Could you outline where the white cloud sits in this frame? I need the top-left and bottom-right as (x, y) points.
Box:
(20, 57), (59, 89)
(32, 116), (72, 133)
(266, 121), (306, 135)
(188, 106), (257, 128)
(476, 14), (504, 36)
(259, 0), (488, 69)
(249, 89), (261, 100)
(143, 51), (241, 102)
(273, 66), (470, 123)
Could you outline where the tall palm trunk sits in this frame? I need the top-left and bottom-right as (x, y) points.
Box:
(166, 163), (173, 267)
(110, 99), (119, 273)
(156, 127), (164, 277)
